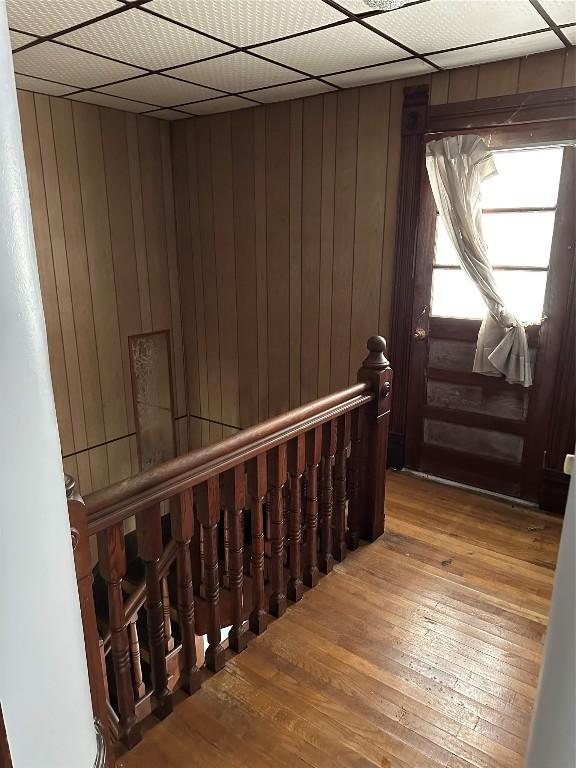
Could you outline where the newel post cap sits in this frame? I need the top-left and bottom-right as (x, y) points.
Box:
(361, 336), (390, 370)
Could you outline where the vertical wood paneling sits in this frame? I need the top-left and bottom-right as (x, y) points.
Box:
(330, 89), (359, 392)
(100, 107), (141, 435)
(289, 100), (303, 409)
(19, 92), (75, 456)
(476, 58), (520, 98)
(185, 122), (210, 446)
(73, 102), (127, 443)
(161, 124), (187, 420)
(20, 49), (567, 484)
(195, 119), (223, 443)
(254, 108), (269, 421)
(265, 102), (291, 416)
(301, 95), (323, 405)
(448, 66), (479, 102)
(517, 49), (566, 92)
(349, 82), (390, 382)
(317, 92), (337, 398)
(210, 114), (240, 429)
(379, 79), (404, 342)
(50, 97), (106, 448)
(232, 109), (259, 427)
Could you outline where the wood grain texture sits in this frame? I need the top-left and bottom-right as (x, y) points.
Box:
(119, 471), (560, 768)
(18, 50), (568, 494)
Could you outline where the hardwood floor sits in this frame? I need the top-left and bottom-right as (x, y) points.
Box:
(118, 471), (562, 768)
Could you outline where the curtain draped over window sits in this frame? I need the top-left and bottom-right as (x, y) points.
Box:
(426, 135), (532, 387)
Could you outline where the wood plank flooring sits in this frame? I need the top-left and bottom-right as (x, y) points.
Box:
(118, 471), (562, 768)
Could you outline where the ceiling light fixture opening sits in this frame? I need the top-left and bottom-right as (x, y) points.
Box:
(363, 0), (406, 10)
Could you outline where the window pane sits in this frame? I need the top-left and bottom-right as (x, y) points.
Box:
(498, 270), (547, 323)
(431, 269), (486, 318)
(483, 211), (555, 267)
(434, 210), (555, 268)
(434, 214), (460, 265)
(431, 267), (547, 322)
(481, 147), (563, 208)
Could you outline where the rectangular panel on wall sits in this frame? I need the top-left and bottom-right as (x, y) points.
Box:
(424, 419), (524, 463)
(426, 379), (529, 420)
(129, 331), (176, 471)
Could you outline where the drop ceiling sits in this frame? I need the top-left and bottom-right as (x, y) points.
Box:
(8, 0), (575, 120)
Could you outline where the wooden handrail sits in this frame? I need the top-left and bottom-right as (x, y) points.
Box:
(68, 335), (393, 753)
(85, 383), (372, 534)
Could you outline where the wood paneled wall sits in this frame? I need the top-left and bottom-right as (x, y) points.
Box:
(19, 48), (573, 488)
(172, 48), (574, 440)
(18, 91), (189, 494)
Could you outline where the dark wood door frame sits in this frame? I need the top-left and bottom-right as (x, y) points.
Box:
(389, 83), (576, 510)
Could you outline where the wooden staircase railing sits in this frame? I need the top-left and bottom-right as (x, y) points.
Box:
(67, 336), (392, 761)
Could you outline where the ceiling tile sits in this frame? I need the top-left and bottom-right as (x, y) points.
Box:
(180, 95), (258, 114)
(147, 108), (190, 120)
(149, 0), (347, 47)
(13, 42), (145, 89)
(60, 8), (231, 71)
(366, 0), (545, 54)
(429, 31), (564, 68)
(170, 51), (302, 92)
(15, 73), (74, 96)
(327, 58), (434, 87)
(255, 21), (408, 76)
(6, 0), (118, 36)
(67, 90), (151, 113)
(9, 30), (35, 49)
(538, 0), (576, 25)
(562, 24), (576, 43)
(244, 79), (337, 103)
(100, 73), (221, 106)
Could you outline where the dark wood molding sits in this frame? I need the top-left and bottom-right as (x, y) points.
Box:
(0, 702), (12, 768)
(540, 468), (571, 515)
(429, 317), (541, 348)
(424, 404), (526, 436)
(389, 84), (429, 468)
(426, 86), (576, 134)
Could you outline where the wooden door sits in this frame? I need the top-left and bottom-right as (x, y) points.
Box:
(404, 144), (575, 503)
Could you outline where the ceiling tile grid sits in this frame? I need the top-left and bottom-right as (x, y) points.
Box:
(170, 51), (305, 92)
(148, 0), (347, 47)
(13, 41), (145, 89)
(99, 73), (223, 106)
(7, 0), (574, 119)
(59, 8), (232, 70)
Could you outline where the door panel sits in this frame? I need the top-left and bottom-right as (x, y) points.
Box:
(405, 145), (575, 504)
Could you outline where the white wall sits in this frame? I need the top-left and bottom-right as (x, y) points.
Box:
(525, 466), (576, 767)
(0, 3), (97, 765)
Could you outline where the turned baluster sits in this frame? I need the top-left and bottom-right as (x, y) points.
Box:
(268, 445), (287, 617)
(304, 427), (322, 588)
(319, 420), (336, 573)
(356, 336), (393, 541)
(170, 489), (201, 693)
(247, 454), (267, 635)
(128, 617), (145, 700)
(221, 509), (230, 589)
(287, 434), (305, 601)
(67, 477), (113, 763)
(333, 413), (351, 561)
(195, 477), (225, 671)
(136, 504), (173, 719)
(97, 523), (141, 748)
(346, 408), (362, 551)
(224, 464), (248, 652)
(161, 577), (174, 652)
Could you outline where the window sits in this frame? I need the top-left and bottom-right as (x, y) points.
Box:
(431, 146), (564, 322)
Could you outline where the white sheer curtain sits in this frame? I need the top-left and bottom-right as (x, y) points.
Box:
(426, 135), (532, 387)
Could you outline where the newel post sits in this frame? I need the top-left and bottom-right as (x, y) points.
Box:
(356, 337), (393, 541)
(65, 475), (110, 767)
